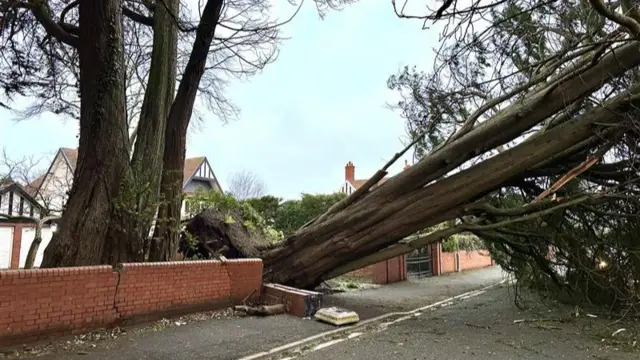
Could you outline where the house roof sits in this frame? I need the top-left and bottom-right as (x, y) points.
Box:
(348, 177), (389, 190)
(0, 181), (46, 212)
(30, 148), (222, 195)
(183, 156), (205, 186)
(61, 147), (78, 169)
(0, 177), (12, 186)
(346, 159), (411, 190)
(25, 175), (45, 196)
(182, 156), (224, 193)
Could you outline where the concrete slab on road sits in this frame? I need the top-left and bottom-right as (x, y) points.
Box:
(295, 285), (639, 360)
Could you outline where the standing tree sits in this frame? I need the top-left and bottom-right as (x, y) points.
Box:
(0, 0), (285, 265)
(227, 170), (267, 200)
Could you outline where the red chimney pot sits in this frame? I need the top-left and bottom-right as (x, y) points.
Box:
(345, 161), (355, 182)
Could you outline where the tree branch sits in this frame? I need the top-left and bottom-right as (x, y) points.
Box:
(123, 6), (153, 26)
(589, 0), (640, 38)
(324, 194), (593, 280)
(22, 0), (79, 47)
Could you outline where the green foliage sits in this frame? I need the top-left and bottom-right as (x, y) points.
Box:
(272, 192), (347, 236)
(479, 189), (640, 314)
(184, 189), (284, 244)
(203, 192), (348, 238)
(244, 195), (281, 225)
(184, 191), (347, 245)
(441, 233), (486, 252)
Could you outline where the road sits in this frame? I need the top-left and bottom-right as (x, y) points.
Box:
(292, 285), (639, 360)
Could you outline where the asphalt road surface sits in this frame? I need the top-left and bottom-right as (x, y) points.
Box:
(296, 285), (639, 360)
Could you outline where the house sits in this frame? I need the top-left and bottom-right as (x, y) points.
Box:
(27, 148), (223, 218)
(25, 148), (76, 213)
(339, 160), (410, 195)
(0, 149), (223, 270)
(0, 180), (47, 220)
(0, 180), (49, 269)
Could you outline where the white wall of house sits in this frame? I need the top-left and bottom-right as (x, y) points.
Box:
(339, 181), (356, 195)
(0, 192), (9, 215)
(183, 179), (216, 193)
(18, 226), (54, 268)
(0, 226), (13, 269)
(0, 190), (42, 219)
(37, 155), (73, 214)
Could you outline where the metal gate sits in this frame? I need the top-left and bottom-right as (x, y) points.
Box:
(406, 246), (433, 278)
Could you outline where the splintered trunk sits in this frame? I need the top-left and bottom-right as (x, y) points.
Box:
(104, 0), (179, 264)
(41, 0), (129, 267)
(256, 43), (640, 289)
(150, 0), (224, 261)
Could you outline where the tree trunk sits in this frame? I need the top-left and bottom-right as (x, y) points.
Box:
(149, 0), (224, 261)
(104, 0), (180, 264)
(25, 216), (59, 269)
(41, 0), (129, 267)
(260, 75), (640, 289)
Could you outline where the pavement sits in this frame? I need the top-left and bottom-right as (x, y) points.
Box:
(293, 285), (640, 360)
(8, 267), (506, 360)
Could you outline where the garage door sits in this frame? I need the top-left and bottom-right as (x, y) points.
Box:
(0, 227), (14, 269)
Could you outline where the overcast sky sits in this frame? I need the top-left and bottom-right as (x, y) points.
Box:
(0, 0), (438, 199)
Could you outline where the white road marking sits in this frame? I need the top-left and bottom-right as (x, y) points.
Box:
(312, 339), (346, 351)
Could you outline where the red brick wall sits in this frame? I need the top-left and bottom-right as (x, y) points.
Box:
(459, 250), (493, 271)
(346, 255), (407, 284)
(440, 252), (457, 274)
(440, 250), (494, 274)
(0, 259), (262, 346)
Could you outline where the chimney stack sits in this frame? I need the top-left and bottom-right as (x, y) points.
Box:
(345, 161), (355, 182)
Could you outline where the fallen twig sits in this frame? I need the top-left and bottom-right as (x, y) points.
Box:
(234, 304), (286, 317)
(243, 289), (257, 306)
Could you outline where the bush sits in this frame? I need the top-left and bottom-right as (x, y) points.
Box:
(441, 232), (486, 252)
(184, 190), (284, 244)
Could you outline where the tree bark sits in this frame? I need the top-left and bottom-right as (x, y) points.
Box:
(24, 216), (59, 269)
(260, 82), (640, 289)
(149, 0), (224, 261)
(104, 0), (180, 264)
(41, 0), (129, 267)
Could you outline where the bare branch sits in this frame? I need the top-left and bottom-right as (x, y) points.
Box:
(227, 170), (266, 200)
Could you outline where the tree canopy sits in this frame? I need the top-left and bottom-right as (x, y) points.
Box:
(384, 0), (640, 311)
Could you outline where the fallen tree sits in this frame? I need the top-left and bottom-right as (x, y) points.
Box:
(184, 44), (640, 288)
(182, 0), (640, 299)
